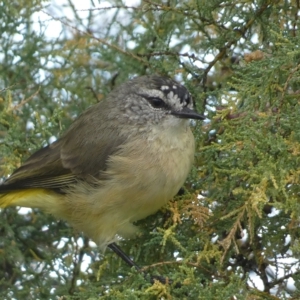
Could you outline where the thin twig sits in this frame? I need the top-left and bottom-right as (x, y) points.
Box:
(41, 10), (150, 67)
(12, 86), (41, 111)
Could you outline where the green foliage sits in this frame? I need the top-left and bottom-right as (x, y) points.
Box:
(0, 0), (300, 299)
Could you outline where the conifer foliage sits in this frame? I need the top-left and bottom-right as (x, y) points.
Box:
(0, 1), (300, 299)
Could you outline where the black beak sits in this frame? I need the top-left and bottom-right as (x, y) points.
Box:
(171, 107), (205, 120)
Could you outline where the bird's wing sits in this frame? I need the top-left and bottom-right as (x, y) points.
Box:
(1, 103), (127, 192)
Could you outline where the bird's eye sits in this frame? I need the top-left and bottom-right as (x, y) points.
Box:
(147, 97), (166, 109)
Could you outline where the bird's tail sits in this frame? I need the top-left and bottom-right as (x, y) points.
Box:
(0, 189), (62, 214)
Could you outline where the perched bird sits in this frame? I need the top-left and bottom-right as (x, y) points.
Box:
(0, 75), (204, 252)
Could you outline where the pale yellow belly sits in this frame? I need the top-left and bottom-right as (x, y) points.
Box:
(63, 124), (195, 248)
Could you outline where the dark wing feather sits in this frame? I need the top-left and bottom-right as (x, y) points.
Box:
(0, 102), (127, 192)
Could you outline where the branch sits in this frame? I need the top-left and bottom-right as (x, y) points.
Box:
(41, 10), (150, 67)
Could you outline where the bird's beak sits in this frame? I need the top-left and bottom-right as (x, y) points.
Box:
(171, 107), (205, 120)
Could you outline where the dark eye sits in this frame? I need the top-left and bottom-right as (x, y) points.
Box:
(147, 97), (166, 109)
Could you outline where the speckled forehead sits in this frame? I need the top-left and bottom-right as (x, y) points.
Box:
(153, 78), (193, 109)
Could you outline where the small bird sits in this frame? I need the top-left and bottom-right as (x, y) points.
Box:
(0, 75), (204, 253)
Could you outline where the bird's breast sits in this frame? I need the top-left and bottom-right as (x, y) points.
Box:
(115, 121), (195, 221)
